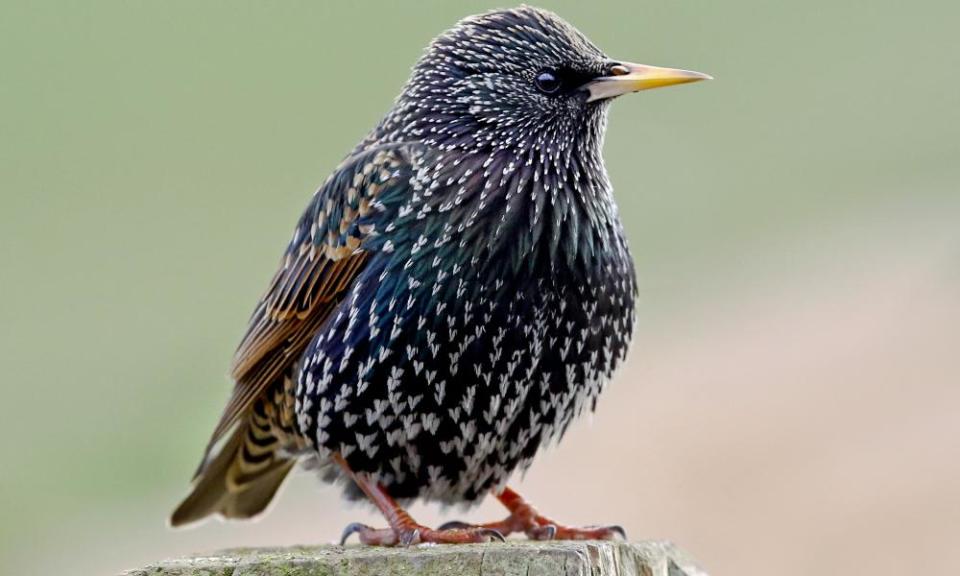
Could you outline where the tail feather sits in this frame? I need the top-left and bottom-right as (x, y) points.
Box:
(170, 410), (296, 527)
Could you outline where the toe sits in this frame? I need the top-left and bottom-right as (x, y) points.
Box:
(420, 526), (505, 544)
(339, 522), (403, 546)
(340, 522), (373, 545)
(550, 524), (625, 541)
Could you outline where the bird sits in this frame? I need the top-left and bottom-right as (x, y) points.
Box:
(170, 5), (710, 545)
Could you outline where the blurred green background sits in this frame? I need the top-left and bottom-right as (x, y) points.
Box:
(2, 2), (958, 575)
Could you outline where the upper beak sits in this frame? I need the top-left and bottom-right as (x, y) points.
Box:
(583, 62), (712, 102)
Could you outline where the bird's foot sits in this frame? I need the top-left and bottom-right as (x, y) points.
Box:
(536, 522), (626, 541)
(340, 521), (504, 546)
(439, 517), (624, 541)
(332, 453), (504, 546)
(439, 486), (626, 541)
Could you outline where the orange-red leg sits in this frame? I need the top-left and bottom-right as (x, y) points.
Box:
(441, 486), (626, 541)
(333, 454), (504, 546)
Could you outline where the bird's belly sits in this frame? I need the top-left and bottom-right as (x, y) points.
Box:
(294, 260), (634, 503)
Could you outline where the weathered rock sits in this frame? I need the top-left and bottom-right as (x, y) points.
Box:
(122, 541), (707, 576)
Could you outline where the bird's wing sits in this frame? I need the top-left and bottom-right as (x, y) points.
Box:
(197, 143), (421, 471)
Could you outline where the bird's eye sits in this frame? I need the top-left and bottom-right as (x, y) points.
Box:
(534, 69), (562, 94)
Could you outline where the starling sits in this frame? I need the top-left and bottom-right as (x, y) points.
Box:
(171, 6), (710, 545)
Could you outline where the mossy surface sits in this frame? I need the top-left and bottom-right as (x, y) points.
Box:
(121, 541), (707, 576)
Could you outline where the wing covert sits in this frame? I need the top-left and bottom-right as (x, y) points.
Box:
(199, 143), (421, 467)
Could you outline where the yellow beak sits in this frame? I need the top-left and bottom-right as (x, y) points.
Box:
(583, 62), (712, 102)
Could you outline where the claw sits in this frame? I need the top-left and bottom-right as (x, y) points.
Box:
(437, 520), (473, 531)
(480, 528), (507, 542)
(340, 522), (372, 545)
(609, 525), (627, 540)
(399, 527), (421, 547)
(528, 523), (557, 540)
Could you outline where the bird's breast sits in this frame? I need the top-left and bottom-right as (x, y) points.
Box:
(293, 145), (637, 501)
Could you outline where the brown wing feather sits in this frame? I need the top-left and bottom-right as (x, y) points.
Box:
(206, 254), (367, 450)
(194, 144), (419, 474)
(231, 251), (367, 378)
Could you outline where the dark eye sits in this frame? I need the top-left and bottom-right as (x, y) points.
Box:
(535, 69), (562, 94)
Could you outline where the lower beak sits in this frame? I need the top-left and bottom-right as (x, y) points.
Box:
(583, 62), (712, 102)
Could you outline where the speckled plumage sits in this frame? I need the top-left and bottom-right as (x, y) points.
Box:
(171, 6), (683, 528)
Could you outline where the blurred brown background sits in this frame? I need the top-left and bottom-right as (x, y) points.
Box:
(1, 1), (958, 575)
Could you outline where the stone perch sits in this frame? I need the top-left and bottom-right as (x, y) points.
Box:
(122, 541), (707, 576)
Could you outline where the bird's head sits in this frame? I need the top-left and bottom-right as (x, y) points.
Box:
(387, 6), (710, 158)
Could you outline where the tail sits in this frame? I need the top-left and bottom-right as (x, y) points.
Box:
(170, 399), (298, 527)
